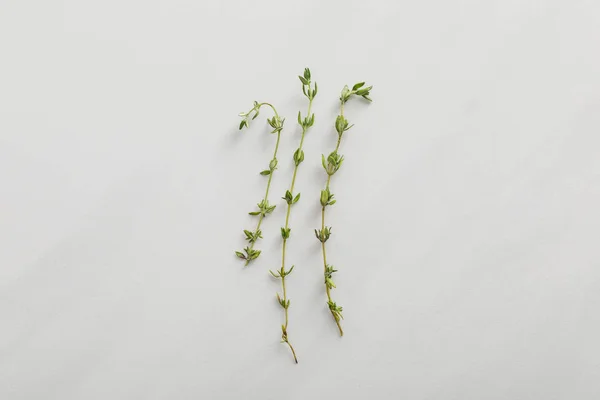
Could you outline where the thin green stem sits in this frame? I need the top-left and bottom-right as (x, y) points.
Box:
(319, 81), (372, 334)
(237, 100), (284, 265)
(277, 95), (313, 363)
(258, 102), (279, 118)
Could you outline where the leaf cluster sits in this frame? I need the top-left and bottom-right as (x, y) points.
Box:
(270, 265), (295, 279)
(324, 264), (337, 289)
(238, 101), (262, 130)
(248, 199), (276, 216)
(282, 190), (301, 205)
(243, 229), (262, 243)
(335, 115), (353, 136)
(293, 148), (304, 166)
(297, 111), (315, 129)
(299, 68), (318, 100)
(340, 82), (372, 104)
(280, 227), (291, 239)
(322, 151), (344, 176)
(267, 115), (285, 134)
(276, 293), (291, 309)
(315, 226), (332, 243)
(320, 187), (336, 207)
(327, 301), (344, 321)
(235, 246), (261, 262)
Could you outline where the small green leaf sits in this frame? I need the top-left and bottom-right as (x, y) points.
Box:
(260, 170), (271, 176)
(335, 115), (348, 135)
(283, 190), (293, 204)
(235, 251), (246, 259)
(303, 68), (311, 80)
(243, 230), (254, 241)
(340, 85), (351, 103)
(320, 189), (329, 206)
(352, 82), (365, 91)
(293, 193), (300, 204)
(248, 249), (261, 260)
(293, 148), (304, 166)
(298, 76), (309, 85)
(269, 270), (280, 278)
(249, 211), (260, 216)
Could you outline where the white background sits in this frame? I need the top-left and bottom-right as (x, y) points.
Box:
(1, 1), (600, 399)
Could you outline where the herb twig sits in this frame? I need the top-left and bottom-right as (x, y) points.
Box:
(270, 68), (317, 363)
(316, 82), (372, 336)
(235, 101), (285, 266)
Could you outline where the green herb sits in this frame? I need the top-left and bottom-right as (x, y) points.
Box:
(236, 101), (285, 266)
(317, 82), (372, 336)
(269, 68), (317, 364)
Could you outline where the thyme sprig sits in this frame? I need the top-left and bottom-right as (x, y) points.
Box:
(269, 68), (317, 363)
(235, 101), (285, 266)
(317, 82), (372, 336)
